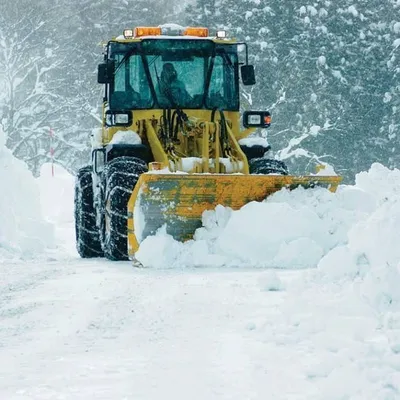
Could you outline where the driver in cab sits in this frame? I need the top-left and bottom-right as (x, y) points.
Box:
(157, 63), (192, 107)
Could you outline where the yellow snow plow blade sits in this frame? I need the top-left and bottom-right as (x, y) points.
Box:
(127, 173), (341, 256)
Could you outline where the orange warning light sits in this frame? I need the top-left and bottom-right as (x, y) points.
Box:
(183, 27), (209, 37)
(134, 27), (162, 37)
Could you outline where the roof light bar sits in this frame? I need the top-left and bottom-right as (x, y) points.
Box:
(127, 26), (210, 38)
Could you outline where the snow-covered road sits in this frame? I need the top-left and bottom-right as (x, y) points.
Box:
(2, 255), (399, 400)
(1, 257), (298, 400)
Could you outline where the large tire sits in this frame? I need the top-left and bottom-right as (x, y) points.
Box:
(249, 158), (289, 175)
(101, 157), (147, 261)
(74, 166), (103, 258)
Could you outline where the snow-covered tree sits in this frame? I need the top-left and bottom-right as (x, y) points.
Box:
(0, 1), (90, 175)
(0, 5), (57, 175)
(186, 0), (400, 181)
(0, 0), (183, 175)
(1, 0), (397, 181)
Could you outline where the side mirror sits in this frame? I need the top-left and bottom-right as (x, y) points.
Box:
(92, 148), (106, 174)
(241, 65), (256, 86)
(97, 61), (114, 84)
(243, 111), (271, 128)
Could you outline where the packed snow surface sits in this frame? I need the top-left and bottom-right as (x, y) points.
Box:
(1, 156), (400, 399)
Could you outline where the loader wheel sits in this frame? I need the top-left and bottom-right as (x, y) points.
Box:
(74, 166), (103, 258)
(101, 157), (147, 261)
(249, 158), (289, 175)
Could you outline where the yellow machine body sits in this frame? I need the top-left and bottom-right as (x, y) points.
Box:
(96, 29), (342, 258)
(102, 109), (341, 256)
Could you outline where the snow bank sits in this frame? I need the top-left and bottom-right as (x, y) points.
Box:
(0, 128), (54, 260)
(315, 163), (400, 317)
(36, 162), (77, 259)
(275, 164), (400, 397)
(37, 163), (75, 224)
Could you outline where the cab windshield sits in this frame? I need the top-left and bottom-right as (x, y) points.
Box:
(108, 39), (239, 111)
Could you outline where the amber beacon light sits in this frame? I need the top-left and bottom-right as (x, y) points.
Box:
(134, 27), (162, 37)
(183, 27), (209, 37)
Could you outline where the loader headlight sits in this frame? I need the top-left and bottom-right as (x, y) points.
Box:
(248, 115), (261, 125)
(243, 111), (272, 128)
(115, 113), (129, 124)
(105, 111), (132, 127)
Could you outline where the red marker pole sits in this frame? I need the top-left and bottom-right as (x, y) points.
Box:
(49, 128), (55, 177)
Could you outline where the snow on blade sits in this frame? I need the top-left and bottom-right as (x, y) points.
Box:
(136, 165), (388, 269)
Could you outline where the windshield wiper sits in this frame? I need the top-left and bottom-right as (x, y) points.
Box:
(147, 55), (160, 69)
(221, 50), (235, 69)
(114, 47), (137, 74)
(203, 52), (216, 105)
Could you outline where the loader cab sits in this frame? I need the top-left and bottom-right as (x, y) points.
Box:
(98, 28), (254, 111)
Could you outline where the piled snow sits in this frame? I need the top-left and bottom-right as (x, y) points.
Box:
(37, 163), (75, 224)
(314, 163), (400, 314)
(136, 163), (400, 324)
(136, 166), (382, 268)
(0, 128), (54, 260)
(276, 163), (400, 396)
(36, 162), (77, 258)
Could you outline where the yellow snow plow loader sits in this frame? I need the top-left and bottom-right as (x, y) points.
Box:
(74, 25), (341, 261)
